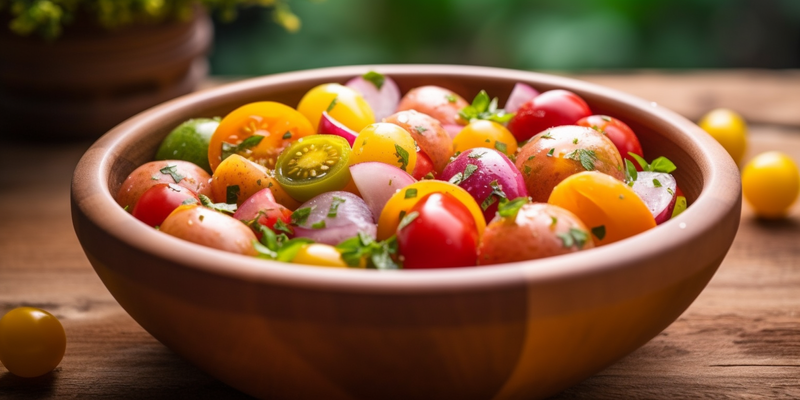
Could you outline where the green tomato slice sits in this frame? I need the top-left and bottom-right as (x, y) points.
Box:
(275, 135), (352, 202)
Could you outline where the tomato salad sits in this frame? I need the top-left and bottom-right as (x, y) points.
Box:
(117, 72), (687, 269)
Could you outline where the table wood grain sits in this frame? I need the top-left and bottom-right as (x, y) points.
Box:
(1, 70), (799, 399)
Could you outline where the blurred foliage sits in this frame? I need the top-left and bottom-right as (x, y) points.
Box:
(210, 0), (800, 74)
(0, 0), (299, 39)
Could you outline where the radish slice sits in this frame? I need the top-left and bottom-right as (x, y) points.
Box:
(292, 191), (376, 245)
(319, 111), (358, 146)
(504, 83), (539, 113)
(442, 124), (463, 139)
(631, 171), (677, 224)
(350, 162), (416, 220)
(346, 72), (400, 121)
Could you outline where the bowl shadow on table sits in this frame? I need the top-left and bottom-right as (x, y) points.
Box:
(0, 370), (58, 399)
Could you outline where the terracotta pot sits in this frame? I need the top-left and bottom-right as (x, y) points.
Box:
(72, 65), (741, 399)
(0, 12), (212, 140)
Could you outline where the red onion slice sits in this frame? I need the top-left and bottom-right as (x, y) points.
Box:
(350, 162), (416, 221)
(292, 191), (376, 245)
(631, 171), (678, 224)
(346, 73), (401, 121)
(319, 111), (358, 146)
(505, 82), (539, 113)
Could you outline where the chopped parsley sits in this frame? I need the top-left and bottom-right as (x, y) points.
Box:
(481, 180), (507, 211)
(468, 151), (485, 159)
(159, 164), (185, 183)
(252, 223), (313, 263)
(550, 216), (558, 226)
(221, 135), (265, 162)
(601, 116), (611, 122)
(290, 207), (313, 225)
(362, 71), (385, 89)
(497, 197), (528, 219)
(394, 144), (410, 170)
(397, 211), (419, 231)
(565, 149), (598, 171)
(449, 164), (478, 185)
(653, 178), (662, 188)
(541, 131), (554, 139)
(311, 220), (326, 229)
(282, 131), (292, 139)
(591, 225), (606, 240)
(494, 140), (508, 154)
(445, 94), (457, 103)
(573, 138), (578, 144)
(327, 196), (346, 218)
(226, 185), (240, 204)
(336, 232), (400, 270)
(558, 228), (589, 249)
(181, 198), (198, 206)
(273, 219), (293, 235)
(625, 159), (638, 185)
(547, 148), (555, 157)
(198, 194), (237, 215)
(327, 97), (338, 112)
(414, 126), (428, 135)
(629, 152), (677, 174)
(404, 188), (418, 199)
(523, 165), (532, 175)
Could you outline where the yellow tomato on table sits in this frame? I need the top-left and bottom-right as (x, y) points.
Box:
(698, 108), (748, 165)
(742, 151), (800, 218)
(0, 307), (66, 378)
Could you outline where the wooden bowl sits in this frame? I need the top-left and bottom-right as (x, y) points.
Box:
(71, 65), (741, 399)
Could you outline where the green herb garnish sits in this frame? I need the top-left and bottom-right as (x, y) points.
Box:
(557, 228), (589, 249)
(458, 90), (514, 123)
(494, 140), (508, 154)
(327, 97), (338, 112)
(290, 207), (313, 225)
(404, 188), (418, 199)
(159, 164), (185, 183)
(629, 152), (677, 174)
(336, 232), (400, 270)
(362, 71), (385, 89)
(311, 220), (326, 229)
(328, 196), (346, 218)
(221, 135), (264, 162)
(397, 211), (419, 231)
(226, 185), (240, 204)
(394, 144), (410, 170)
(547, 148), (555, 157)
(565, 149), (598, 171)
(497, 197), (528, 219)
(198, 194), (237, 215)
(282, 131), (292, 139)
(591, 225), (606, 240)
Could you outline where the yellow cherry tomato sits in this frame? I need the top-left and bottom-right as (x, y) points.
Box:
(297, 83), (375, 133)
(377, 180), (486, 240)
(292, 243), (351, 268)
(698, 108), (748, 165)
(351, 123), (418, 173)
(548, 171), (656, 246)
(0, 307), (66, 378)
(209, 101), (314, 172)
(741, 151), (800, 218)
(453, 120), (518, 157)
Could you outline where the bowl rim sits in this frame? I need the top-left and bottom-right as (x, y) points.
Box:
(72, 64), (741, 295)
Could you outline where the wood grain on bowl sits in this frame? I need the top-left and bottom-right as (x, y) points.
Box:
(71, 65), (741, 399)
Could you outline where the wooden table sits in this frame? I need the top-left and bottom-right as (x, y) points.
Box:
(1, 70), (799, 398)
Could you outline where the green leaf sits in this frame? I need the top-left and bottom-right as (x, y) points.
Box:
(468, 151), (485, 159)
(457, 90), (514, 123)
(362, 71), (385, 89)
(336, 232), (400, 270)
(273, 219), (293, 235)
(541, 131), (554, 139)
(226, 185), (240, 204)
(327, 97), (338, 112)
(394, 144), (409, 170)
(282, 131), (292, 139)
(397, 211), (420, 231)
(327, 196), (346, 218)
(625, 159), (638, 184)
(650, 157), (677, 173)
(497, 197), (528, 219)
(591, 225), (606, 240)
(547, 148), (555, 157)
(198, 194), (237, 215)
(159, 164), (185, 183)
(481, 180), (507, 211)
(523, 165), (532, 175)
(557, 228), (590, 249)
(221, 135), (264, 162)
(181, 198), (198, 206)
(494, 141), (508, 154)
(445, 94), (457, 103)
(565, 149), (598, 171)
(653, 178), (662, 188)
(404, 188), (418, 199)
(291, 207), (313, 225)
(311, 220), (326, 229)
(414, 126), (428, 135)
(629, 152), (650, 171)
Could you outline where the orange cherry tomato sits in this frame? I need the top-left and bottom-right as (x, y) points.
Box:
(208, 101), (314, 172)
(548, 171), (655, 246)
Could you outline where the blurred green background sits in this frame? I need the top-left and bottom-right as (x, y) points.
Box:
(210, 0), (800, 76)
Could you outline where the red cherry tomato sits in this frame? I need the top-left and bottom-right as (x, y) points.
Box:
(131, 183), (200, 227)
(396, 192), (478, 269)
(576, 115), (643, 164)
(507, 89), (592, 142)
(233, 188), (293, 237)
(410, 151), (436, 180)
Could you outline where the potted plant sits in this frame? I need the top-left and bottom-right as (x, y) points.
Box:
(0, 0), (300, 140)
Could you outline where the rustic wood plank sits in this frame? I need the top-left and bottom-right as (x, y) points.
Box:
(1, 71), (799, 398)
